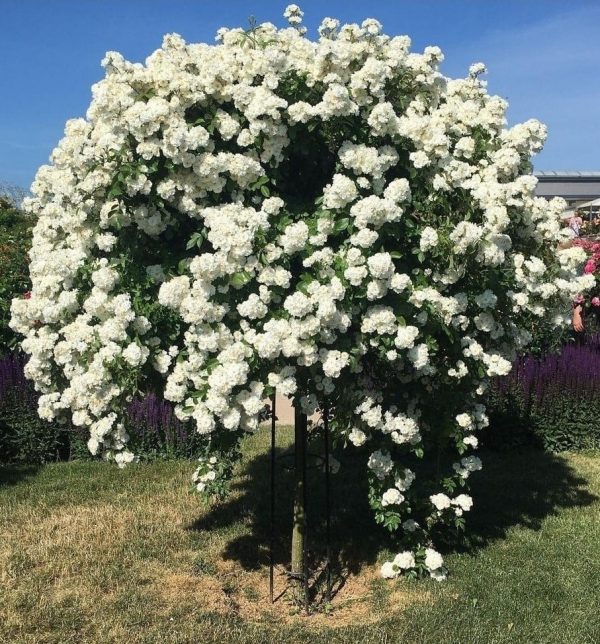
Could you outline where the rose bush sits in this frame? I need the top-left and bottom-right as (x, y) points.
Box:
(10, 6), (593, 580)
(574, 237), (600, 307)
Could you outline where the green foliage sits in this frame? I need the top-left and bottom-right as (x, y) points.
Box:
(0, 353), (89, 463)
(0, 393), (209, 465)
(525, 316), (573, 358)
(0, 353), (205, 465)
(0, 200), (32, 355)
(487, 387), (600, 452)
(0, 401), (87, 464)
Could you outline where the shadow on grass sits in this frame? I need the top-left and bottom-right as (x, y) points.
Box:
(0, 464), (41, 487)
(188, 438), (390, 603)
(189, 440), (598, 602)
(458, 449), (598, 552)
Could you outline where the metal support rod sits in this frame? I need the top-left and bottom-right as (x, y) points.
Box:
(323, 402), (332, 603)
(269, 391), (276, 604)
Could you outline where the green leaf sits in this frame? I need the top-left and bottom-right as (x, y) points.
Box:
(108, 184), (123, 199)
(204, 357), (219, 373)
(276, 216), (292, 232)
(334, 218), (350, 233)
(230, 271), (252, 289)
(253, 175), (269, 188)
(178, 258), (191, 274)
(186, 232), (203, 250)
(111, 214), (126, 231)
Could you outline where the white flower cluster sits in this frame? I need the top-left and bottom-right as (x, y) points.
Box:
(382, 547), (446, 582)
(11, 7), (589, 580)
(192, 455), (218, 492)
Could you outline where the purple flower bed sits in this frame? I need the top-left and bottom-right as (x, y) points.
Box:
(488, 335), (600, 451)
(496, 334), (600, 402)
(126, 393), (199, 457)
(1, 352), (200, 463)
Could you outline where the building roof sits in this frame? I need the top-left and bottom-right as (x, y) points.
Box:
(534, 171), (600, 199)
(535, 171), (600, 178)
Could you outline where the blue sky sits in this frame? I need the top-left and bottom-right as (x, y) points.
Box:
(1, 0), (599, 189)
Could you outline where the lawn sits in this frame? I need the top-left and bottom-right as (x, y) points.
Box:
(1, 428), (599, 644)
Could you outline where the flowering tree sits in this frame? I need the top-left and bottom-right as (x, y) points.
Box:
(11, 6), (593, 582)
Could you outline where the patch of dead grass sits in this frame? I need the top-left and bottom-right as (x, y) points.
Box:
(144, 557), (430, 628)
(0, 467), (427, 639)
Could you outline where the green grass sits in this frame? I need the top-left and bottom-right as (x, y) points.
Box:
(1, 428), (599, 643)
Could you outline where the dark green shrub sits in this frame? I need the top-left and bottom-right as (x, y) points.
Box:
(0, 352), (87, 463)
(0, 199), (32, 355)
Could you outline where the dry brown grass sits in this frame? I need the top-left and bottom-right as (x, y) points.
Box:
(0, 435), (425, 643)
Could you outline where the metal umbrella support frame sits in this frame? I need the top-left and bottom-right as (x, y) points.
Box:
(268, 391), (333, 612)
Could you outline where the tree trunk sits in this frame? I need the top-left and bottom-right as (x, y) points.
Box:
(290, 406), (307, 584)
